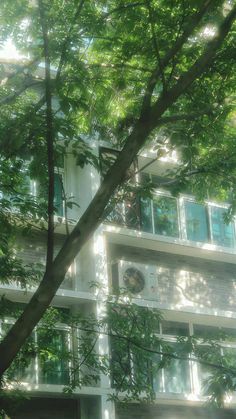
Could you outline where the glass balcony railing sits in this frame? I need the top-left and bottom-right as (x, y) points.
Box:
(107, 192), (235, 249)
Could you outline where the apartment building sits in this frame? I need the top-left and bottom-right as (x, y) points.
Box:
(1, 143), (236, 419)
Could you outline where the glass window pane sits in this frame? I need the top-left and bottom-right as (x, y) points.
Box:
(210, 207), (234, 248)
(38, 329), (70, 385)
(221, 327), (236, 342)
(152, 372), (162, 392)
(140, 172), (150, 184)
(221, 348), (236, 387)
(151, 175), (170, 188)
(111, 338), (132, 388)
(223, 347), (236, 371)
(184, 201), (209, 242)
(162, 321), (189, 337)
(140, 197), (153, 233)
(193, 324), (220, 340)
(152, 352), (163, 392)
(196, 343), (222, 395)
(125, 194), (140, 229)
(106, 201), (124, 225)
(153, 196), (179, 238)
(2, 323), (36, 383)
(196, 345), (214, 395)
(163, 343), (191, 394)
(132, 353), (153, 390)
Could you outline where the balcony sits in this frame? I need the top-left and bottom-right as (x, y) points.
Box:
(106, 192), (236, 251)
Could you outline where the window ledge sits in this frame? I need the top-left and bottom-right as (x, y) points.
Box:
(0, 283), (96, 305)
(103, 223), (236, 264)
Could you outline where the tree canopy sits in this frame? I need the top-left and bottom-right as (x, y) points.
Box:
(0, 0), (236, 412)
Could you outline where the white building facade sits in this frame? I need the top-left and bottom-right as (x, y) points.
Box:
(2, 144), (236, 419)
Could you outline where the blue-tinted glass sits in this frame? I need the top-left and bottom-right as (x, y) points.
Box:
(210, 207), (234, 248)
(153, 196), (179, 237)
(140, 197), (153, 233)
(185, 201), (209, 242)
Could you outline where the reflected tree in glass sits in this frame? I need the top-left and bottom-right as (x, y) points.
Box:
(210, 207), (234, 248)
(38, 328), (70, 385)
(140, 197), (153, 233)
(184, 201), (209, 242)
(162, 343), (191, 394)
(153, 196), (179, 237)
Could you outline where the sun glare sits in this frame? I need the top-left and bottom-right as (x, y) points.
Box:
(0, 39), (24, 61)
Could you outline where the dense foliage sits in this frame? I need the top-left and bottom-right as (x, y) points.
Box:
(0, 0), (236, 414)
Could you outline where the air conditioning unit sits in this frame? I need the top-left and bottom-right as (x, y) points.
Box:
(116, 260), (158, 299)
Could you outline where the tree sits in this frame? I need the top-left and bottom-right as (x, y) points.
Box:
(0, 0), (235, 399)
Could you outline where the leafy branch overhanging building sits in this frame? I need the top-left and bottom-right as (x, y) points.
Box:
(2, 142), (236, 419)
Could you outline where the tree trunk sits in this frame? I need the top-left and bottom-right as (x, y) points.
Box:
(0, 3), (235, 378)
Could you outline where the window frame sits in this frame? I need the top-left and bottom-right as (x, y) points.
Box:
(22, 155), (66, 218)
(153, 321), (192, 395)
(150, 320), (236, 397)
(106, 169), (236, 250)
(1, 318), (72, 386)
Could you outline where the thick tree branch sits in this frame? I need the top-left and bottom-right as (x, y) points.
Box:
(0, 79), (43, 106)
(0, 57), (40, 85)
(0, 3), (235, 378)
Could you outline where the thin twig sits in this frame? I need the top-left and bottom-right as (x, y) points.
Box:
(104, 2), (145, 18)
(56, 168), (70, 236)
(88, 62), (152, 73)
(56, 0), (86, 83)
(141, 0), (217, 113)
(146, 0), (166, 90)
(38, 0), (55, 270)
(75, 324), (236, 375)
